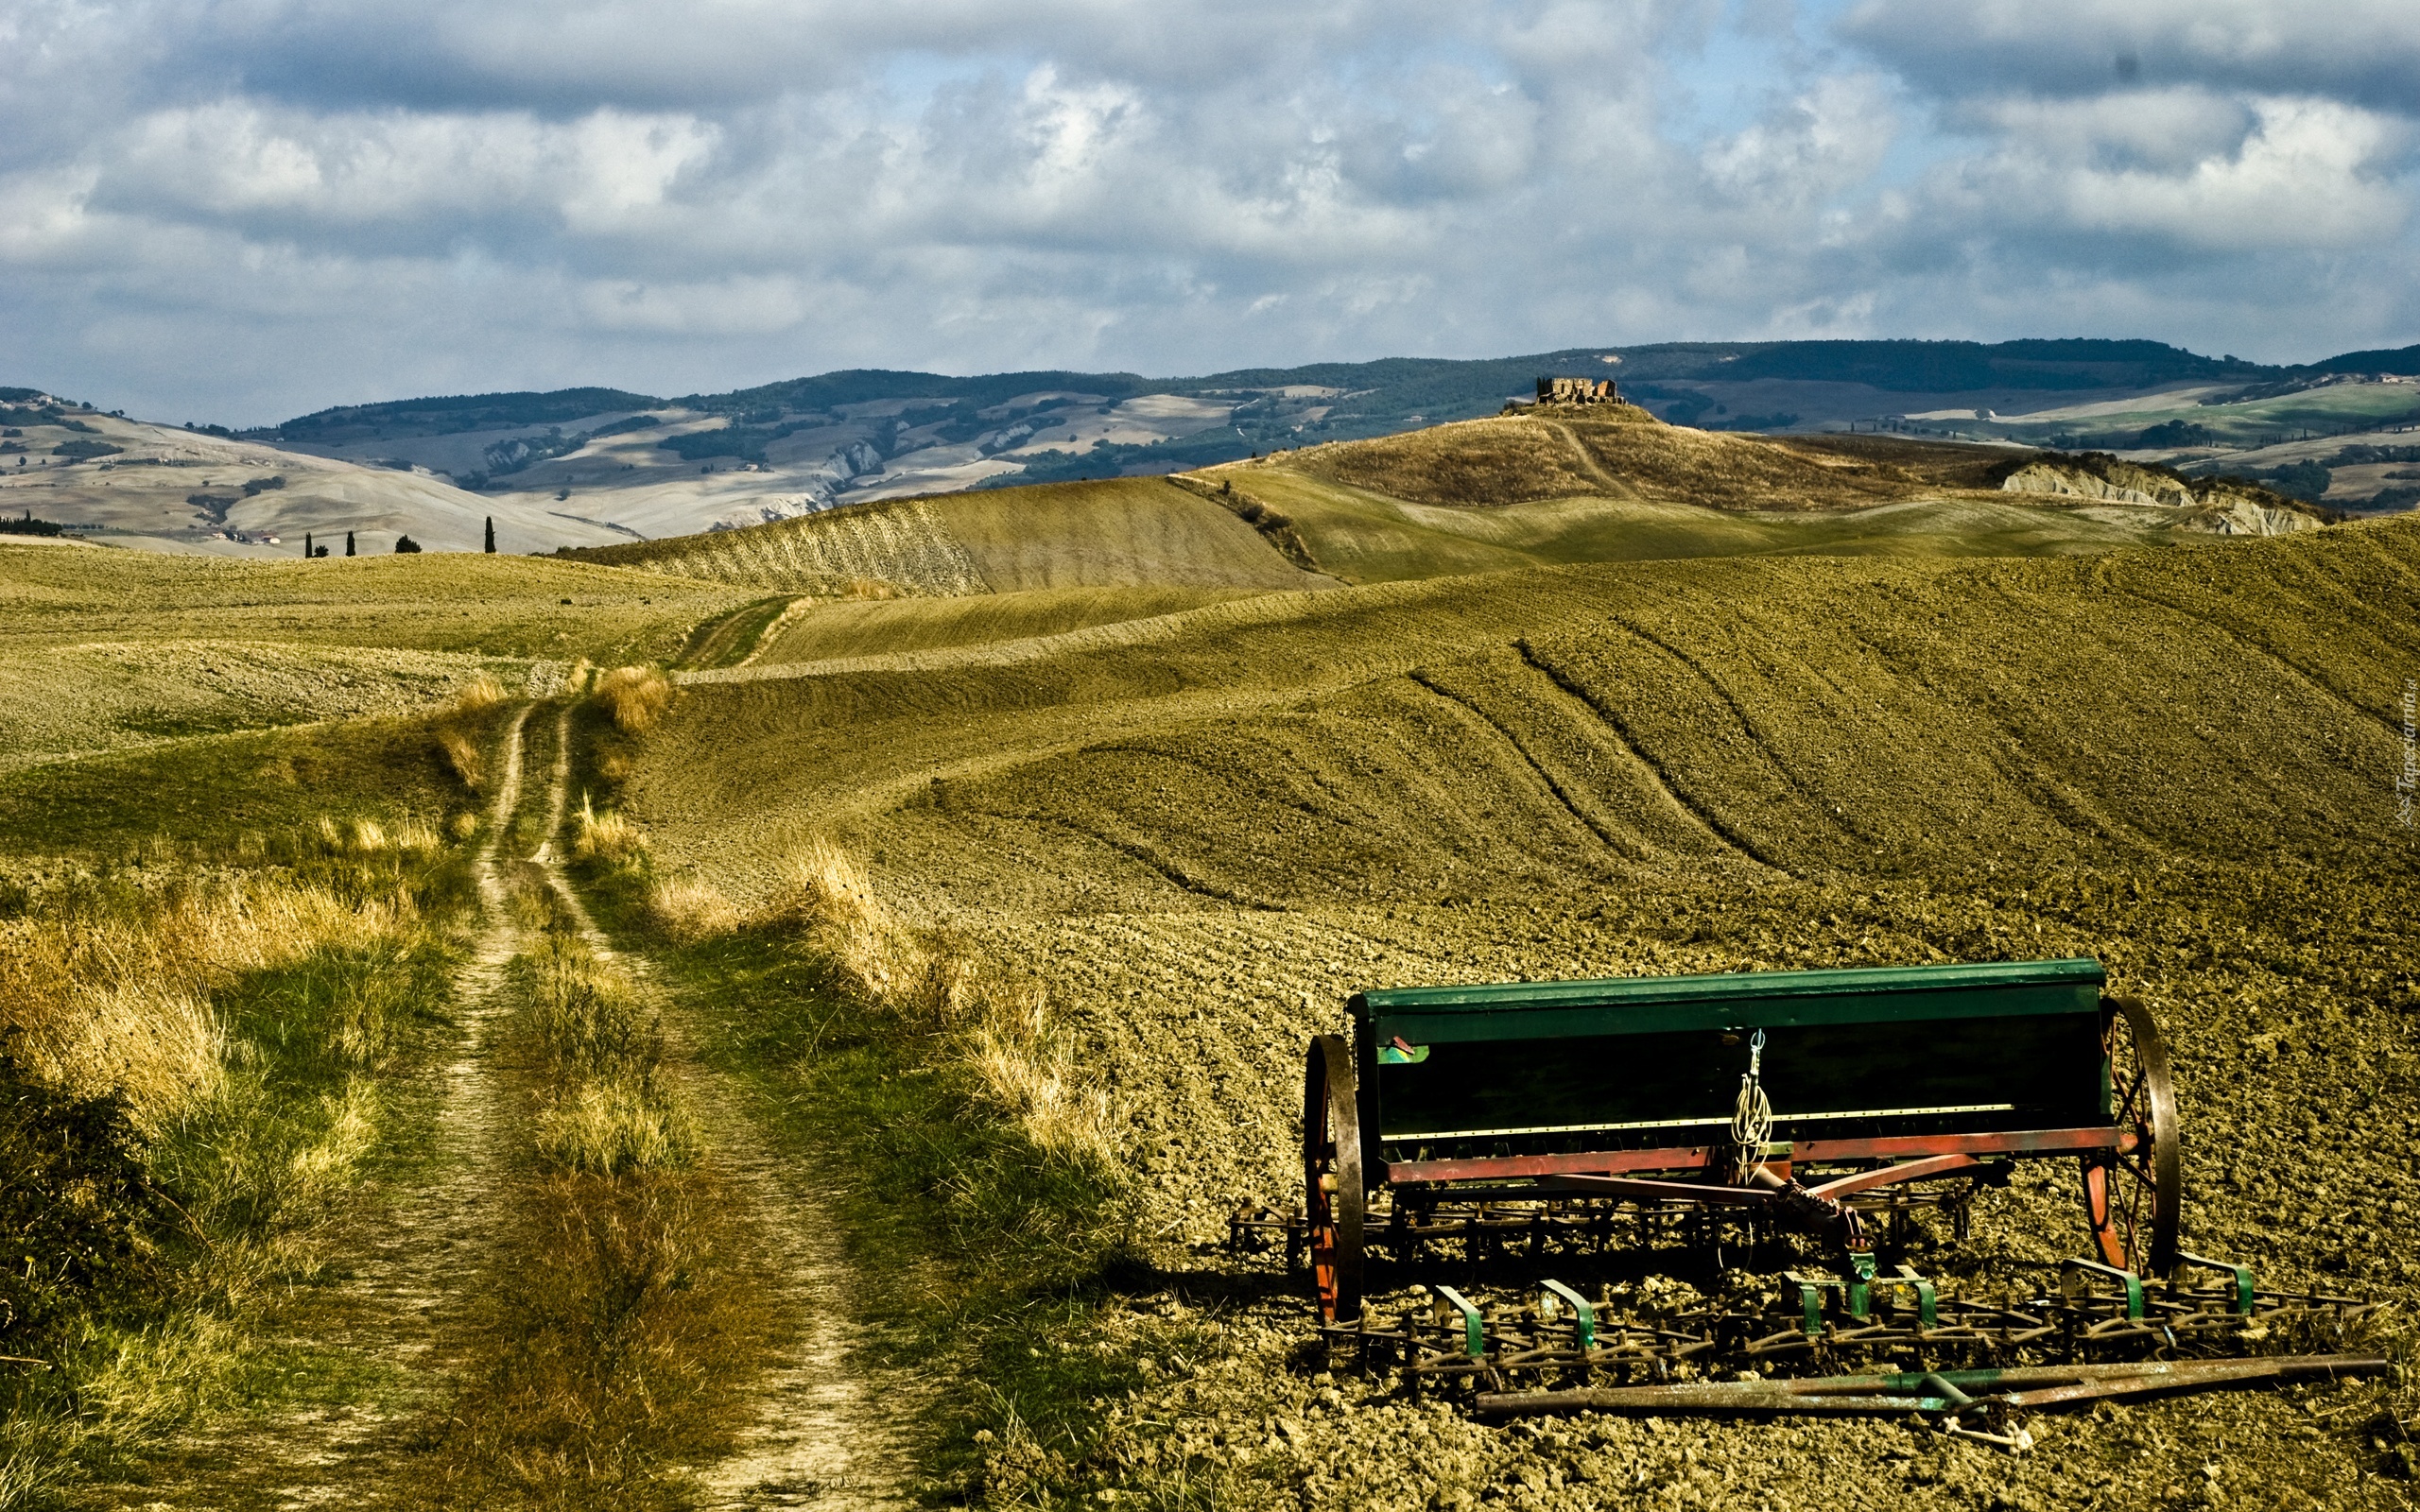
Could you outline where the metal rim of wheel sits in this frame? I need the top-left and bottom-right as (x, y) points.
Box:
(1302, 1034), (1365, 1323)
(2082, 994), (2182, 1279)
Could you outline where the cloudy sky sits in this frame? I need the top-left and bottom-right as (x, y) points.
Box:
(4, 0), (2417, 423)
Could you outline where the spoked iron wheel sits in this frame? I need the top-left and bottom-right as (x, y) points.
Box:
(1302, 1034), (1365, 1322)
(2082, 994), (2181, 1278)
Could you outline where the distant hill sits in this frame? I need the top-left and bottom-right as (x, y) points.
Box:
(565, 404), (2325, 604)
(14, 335), (2411, 557)
(251, 339), (2301, 452)
(262, 387), (666, 443)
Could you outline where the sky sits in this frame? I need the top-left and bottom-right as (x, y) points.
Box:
(3, 0), (2417, 425)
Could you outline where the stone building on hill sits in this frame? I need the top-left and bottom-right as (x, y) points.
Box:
(1536, 376), (1620, 404)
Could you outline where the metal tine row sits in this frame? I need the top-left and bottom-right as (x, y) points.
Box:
(1311, 1255), (2374, 1397)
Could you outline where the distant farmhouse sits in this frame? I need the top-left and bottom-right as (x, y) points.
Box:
(1536, 376), (1620, 404)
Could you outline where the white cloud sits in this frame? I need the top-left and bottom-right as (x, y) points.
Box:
(0, 0), (2412, 421)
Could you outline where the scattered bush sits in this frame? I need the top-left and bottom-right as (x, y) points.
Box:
(571, 795), (647, 867)
(393, 535), (423, 554)
(2135, 419), (2216, 448)
(596, 665), (675, 733)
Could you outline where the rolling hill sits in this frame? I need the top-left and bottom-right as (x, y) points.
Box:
(0, 397), (631, 557)
(0, 392), (2413, 1511)
(13, 338), (2420, 558)
(561, 404), (2324, 621)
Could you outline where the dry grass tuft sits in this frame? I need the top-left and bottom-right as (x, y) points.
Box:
(762, 840), (1118, 1168)
(769, 839), (925, 1005)
(435, 726), (485, 793)
(534, 1080), (693, 1177)
(571, 796), (648, 866)
(431, 672), (510, 792)
(838, 576), (902, 600)
(450, 670), (509, 712)
(0, 872), (417, 1132)
(392, 818), (441, 855)
(959, 977), (1117, 1171)
(596, 664), (676, 734)
(647, 877), (742, 943)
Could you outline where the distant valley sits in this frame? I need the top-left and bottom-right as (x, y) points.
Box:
(6, 336), (2418, 557)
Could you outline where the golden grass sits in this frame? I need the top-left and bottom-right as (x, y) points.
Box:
(571, 795), (648, 866)
(767, 839), (1117, 1167)
(515, 928), (690, 1174)
(0, 863), (416, 1132)
(596, 664), (675, 733)
(534, 1079), (693, 1177)
(645, 876), (742, 943)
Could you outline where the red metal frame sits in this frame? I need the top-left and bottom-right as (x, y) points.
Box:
(1381, 1125), (2118, 1189)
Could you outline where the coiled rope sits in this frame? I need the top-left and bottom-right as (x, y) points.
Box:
(1731, 1028), (1772, 1182)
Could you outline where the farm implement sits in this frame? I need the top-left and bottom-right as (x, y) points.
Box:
(1228, 958), (2389, 1439)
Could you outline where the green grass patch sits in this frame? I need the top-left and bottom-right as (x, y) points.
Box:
(576, 856), (1151, 1503)
(1, 842), (476, 1503)
(0, 704), (510, 864)
(674, 594), (797, 669)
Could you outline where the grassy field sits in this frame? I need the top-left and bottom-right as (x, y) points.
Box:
(569, 480), (1332, 598)
(751, 584), (1282, 665)
(0, 542), (749, 660)
(572, 410), (2308, 615)
(614, 509), (2420, 1507)
(1, 415), (2415, 1511)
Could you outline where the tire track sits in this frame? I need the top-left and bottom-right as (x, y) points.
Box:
(1406, 667), (1627, 850)
(117, 706), (538, 1508)
(1511, 637), (1786, 870)
(526, 703), (912, 1510)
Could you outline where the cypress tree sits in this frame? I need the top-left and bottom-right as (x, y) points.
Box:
(484, 516), (496, 553)
(345, 531), (355, 557)
(304, 531), (313, 558)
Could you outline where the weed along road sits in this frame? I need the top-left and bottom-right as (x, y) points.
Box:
(0, 404), (2414, 1512)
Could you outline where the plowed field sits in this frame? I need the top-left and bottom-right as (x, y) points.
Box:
(622, 514), (2420, 1508)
